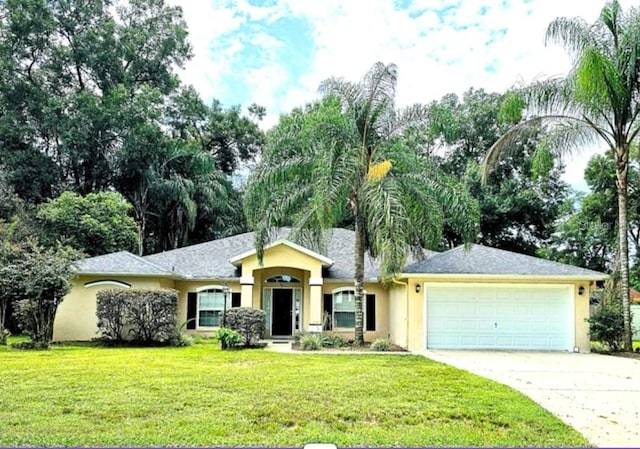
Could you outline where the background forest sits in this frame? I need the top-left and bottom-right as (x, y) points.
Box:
(0, 1), (635, 290)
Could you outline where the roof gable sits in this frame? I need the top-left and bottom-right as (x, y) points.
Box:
(229, 239), (334, 267)
(403, 244), (606, 279)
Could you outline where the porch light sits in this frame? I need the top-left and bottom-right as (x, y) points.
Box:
(578, 286), (585, 296)
(415, 284), (421, 293)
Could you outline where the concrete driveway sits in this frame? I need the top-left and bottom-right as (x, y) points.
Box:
(422, 350), (640, 448)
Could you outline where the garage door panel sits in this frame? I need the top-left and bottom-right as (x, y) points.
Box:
(425, 284), (574, 351)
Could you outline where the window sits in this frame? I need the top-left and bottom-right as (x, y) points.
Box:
(324, 290), (375, 330)
(333, 290), (356, 328)
(198, 289), (227, 327)
(265, 274), (301, 283)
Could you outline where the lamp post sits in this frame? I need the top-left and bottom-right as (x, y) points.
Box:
(222, 283), (230, 327)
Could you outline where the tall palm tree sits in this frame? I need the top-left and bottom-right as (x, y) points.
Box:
(245, 62), (478, 345)
(483, 1), (640, 350)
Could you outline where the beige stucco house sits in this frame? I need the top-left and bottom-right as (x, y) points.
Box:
(53, 228), (606, 352)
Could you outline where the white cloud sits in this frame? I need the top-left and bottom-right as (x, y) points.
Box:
(167, 0), (638, 191)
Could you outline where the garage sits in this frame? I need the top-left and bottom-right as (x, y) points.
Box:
(425, 283), (574, 351)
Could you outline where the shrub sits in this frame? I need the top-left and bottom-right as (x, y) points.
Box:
(96, 290), (129, 341)
(169, 332), (194, 347)
(588, 296), (626, 352)
(321, 334), (346, 348)
(96, 289), (178, 344)
(0, 328), (10, 346)
(371, 337), (391, 352)
(299, 333), (322, 351)
(223, 307), (265, 347)
(215, 327), (242, 349)
(11, 340), (49, 350)
(125, 290), (178, 343)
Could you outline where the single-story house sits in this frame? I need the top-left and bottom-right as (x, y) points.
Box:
(53, 228), (606, 352)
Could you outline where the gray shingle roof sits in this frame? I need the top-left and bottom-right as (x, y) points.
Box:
(141, 228), (417, 279)
(134, 228), (435, 280)
(75, 251), (171, 275)
(403, 244), (606, 278)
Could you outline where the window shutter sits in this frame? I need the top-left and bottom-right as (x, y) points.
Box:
(366, 294), (376, 331)
(231, 292), (241, 308)
(323, 294), (333, 330)
(187, 292), (197, 329)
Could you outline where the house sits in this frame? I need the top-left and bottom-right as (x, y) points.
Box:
(53, 228), (606, 352)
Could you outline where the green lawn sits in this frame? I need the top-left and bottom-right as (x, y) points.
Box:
(0, 339), (589, 447)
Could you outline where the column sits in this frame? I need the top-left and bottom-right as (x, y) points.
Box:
(308, 277), (323, 333)
(240, 276), (254, 308)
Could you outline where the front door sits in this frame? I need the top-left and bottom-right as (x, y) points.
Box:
(271, 289), (293, 336)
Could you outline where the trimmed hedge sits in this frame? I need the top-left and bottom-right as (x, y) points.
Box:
(97, 289), (178, 344)
(223, 307), (266, 346)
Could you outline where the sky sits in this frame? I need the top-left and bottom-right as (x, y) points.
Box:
(166, 0), (637, 192)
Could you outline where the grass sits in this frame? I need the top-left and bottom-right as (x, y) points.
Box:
(0, 338), (590, 447)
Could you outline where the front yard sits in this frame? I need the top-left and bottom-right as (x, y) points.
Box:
(0, 340), (589, 447)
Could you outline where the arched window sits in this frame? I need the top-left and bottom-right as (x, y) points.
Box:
(332, 290), (356, 328)
(323, 288), (375, 331)
(265, 274), (301, 283)
(197, 288), (228, 328)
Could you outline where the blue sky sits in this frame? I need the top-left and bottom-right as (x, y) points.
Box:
(168, 0), (637, 191)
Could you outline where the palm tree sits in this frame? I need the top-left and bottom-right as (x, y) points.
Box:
(483, 1), (640, 350)
(150, 143), (229, 252)
(245, 62), (478, 345)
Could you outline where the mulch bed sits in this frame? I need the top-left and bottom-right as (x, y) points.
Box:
(291, 342), (407, 352)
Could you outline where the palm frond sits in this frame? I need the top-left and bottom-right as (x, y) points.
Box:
(545, 16), (595, 61)
(482, 114), (613, 183)
(380, 103), (431, 138)
(541, 119), (606, 155)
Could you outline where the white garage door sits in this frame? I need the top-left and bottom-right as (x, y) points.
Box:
(425, 284), (574, 351)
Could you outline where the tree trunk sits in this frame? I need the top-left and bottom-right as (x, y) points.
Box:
(137, 217), (145, 256)
(0, 300), (7, 344)
(354, 212), (366, 346)
(615, 146), (632, 351)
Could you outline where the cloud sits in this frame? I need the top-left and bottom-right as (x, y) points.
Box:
(167, 0), (638, 190)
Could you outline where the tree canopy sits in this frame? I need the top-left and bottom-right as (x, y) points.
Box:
(425, 88), (569, 254)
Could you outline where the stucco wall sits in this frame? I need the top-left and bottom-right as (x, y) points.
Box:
(53, 276), (177, 341)
(388, 282), (408, 348)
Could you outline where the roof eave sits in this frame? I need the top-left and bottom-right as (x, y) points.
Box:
(76, 271), (179, 279)
(399, 273), (608, 281)
(323, 278), (379, 283)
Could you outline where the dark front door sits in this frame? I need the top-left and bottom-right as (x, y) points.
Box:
(271, 289), (293, 336)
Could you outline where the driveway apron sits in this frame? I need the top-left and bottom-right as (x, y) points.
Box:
(421, 350), (640, 448)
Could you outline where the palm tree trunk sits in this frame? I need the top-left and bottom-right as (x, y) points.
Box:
(616, 148), (632, 351)
(354, 212), (366, 346)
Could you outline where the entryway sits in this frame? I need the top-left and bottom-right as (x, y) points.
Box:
(271, 289), (293, 336)
(263, 287), (302, 337)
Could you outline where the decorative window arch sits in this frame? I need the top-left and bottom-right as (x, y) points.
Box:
(196, 284), (226, 293)
(84, 280), (131, 289)
(265, 274), (301, 284)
